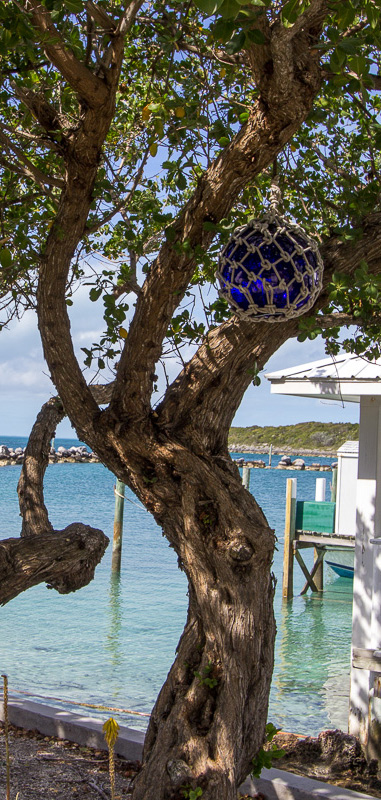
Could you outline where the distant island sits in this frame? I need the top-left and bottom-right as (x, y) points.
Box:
(228, 421), (359, 456)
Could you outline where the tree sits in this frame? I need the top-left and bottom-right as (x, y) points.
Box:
(1, 1), (381, 797)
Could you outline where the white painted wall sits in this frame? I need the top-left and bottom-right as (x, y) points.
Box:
(335, 442), (359, 537)
(349, 397), (381, 755)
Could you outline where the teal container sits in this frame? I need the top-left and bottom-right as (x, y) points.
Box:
(296, 500), (336, 533)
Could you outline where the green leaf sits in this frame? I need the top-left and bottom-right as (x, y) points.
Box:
(147, 102), (162, 113)
(246, 28), (267, 44)
(334, 3), (356, 29)
(212, 18), (236, 40)
(366, 4), (380, 29)
(347, 55), (369, 78)
(176, 172), (187, 189)
(265, 723), (281, 742)
(218, 0), (241, 18)
(0, 248), (12, 268)
(329, 46), (347, 73)
(165, 226), (176, 242)
(193, 0), (224, 14)
(226, 29), (245, 53)
(89, 287), (102, 301)
(281, 0), (302, 25)
(218, 135), (230, 146)
(63, 0), (84, 13)
(154, 117), (164, 137)
(337, 38), (360, 55)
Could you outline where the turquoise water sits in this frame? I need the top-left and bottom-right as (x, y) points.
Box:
(0, 437), (353, 736)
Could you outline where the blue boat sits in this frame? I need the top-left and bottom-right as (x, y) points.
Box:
(325, 551), (354, 579)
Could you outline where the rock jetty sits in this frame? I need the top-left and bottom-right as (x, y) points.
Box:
(0, 445), (100, 466)
(0, 444), (335, 472)
(236, 455), (334, 472)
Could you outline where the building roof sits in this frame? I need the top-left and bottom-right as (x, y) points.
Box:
(265, 354), (381, 402)
(337, 440), (359, 455)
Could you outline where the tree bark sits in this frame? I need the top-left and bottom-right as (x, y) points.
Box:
(13, 388), (276, 799)
(126, 444), (275, 800)
(0, 524), (108, 606)
(18, 397), (65, 537)
(4, 386), (113, 605)
(18, 384), (114, 538)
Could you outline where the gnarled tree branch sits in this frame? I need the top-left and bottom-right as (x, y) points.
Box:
(12, 83), (66, 138)
(18, 397), (65, 537)
(33, 1), (141, 445)
(85, 0), (117, 32)
(18, 383), (114, 538)
(2, 382), (118, 606)
(0, 524), (109, 606)
(23, 0), (109, 107)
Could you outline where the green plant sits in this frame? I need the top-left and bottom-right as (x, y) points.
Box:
(250, 723), (285, 779)
(181, 785), (203, 800)
(103, 717), (120, 800)
(194, 661), (218, 689)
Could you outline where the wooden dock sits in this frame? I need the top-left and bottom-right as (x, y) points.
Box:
(282, 476), (354, 598)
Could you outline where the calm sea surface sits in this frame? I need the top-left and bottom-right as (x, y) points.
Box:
(0, 436), (352, 736)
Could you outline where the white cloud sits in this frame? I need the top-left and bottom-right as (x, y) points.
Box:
(74, 329), (104, 344)
(0, 359), (53, 393)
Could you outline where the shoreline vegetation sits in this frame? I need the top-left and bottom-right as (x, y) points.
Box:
(0, 422), (358, 466)
(228, 421), (358, 458)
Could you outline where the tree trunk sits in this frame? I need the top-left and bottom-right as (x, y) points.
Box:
(129, 446), (276, 800)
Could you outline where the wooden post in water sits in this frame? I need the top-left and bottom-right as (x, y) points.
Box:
(330, 465), (337, 502)
(112, 479), (125, 573)
(315, 477), (326, 502)
(282, 478), (297, 600)
(242, 465), (250, 491)
(313, 477), (326, 591)
(269, 444), (272, 467)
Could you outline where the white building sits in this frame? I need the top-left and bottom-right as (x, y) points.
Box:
(266, 353), (381, 759)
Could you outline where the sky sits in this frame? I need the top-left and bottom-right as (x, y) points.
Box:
(0, 284), (359, 439)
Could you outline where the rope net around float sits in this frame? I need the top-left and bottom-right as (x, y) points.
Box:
(216, 182), (324, 323)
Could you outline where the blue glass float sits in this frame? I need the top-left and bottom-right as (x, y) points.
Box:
(216, 213), (324, 322)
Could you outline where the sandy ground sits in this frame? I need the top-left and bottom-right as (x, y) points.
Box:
(1, 722), (381, 799)
(0, 721), (138, 800)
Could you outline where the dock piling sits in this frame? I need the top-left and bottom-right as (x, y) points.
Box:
(315, 478), (326, 502)
(313, 547), (324, 592)
(112, 479), (125, 573)
(313, 479), (326, 587)
(330, 465), (337, 502)
(242, 465), (250, 491)
(282, 478), (297, 600)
